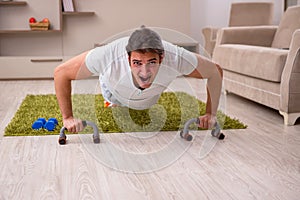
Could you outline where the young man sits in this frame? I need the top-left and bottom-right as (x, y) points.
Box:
(54, 26), (223, 133)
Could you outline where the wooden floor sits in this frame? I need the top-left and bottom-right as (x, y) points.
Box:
(0, 78), (299, 200)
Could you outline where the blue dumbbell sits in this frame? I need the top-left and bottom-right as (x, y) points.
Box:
(32, 118), (46, 130)
(48, 118), (58, 125)
(44, 118), (58, 131)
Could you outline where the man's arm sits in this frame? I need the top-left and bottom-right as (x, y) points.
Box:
(186, 53), (223, 129)
(54, 51), (93, 133)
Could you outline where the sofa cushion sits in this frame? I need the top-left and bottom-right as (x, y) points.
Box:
(213, 44), (288, 82)
(229, 2), (274, 27)
(271, 5), (300, 49)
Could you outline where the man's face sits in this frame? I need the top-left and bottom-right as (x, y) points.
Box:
(129, 51), (162, 89)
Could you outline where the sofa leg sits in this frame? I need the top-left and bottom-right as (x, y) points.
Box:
(223, 90), (229, 95)
(279, 111), (300, 125)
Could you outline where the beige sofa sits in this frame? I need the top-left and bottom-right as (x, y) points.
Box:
(212, 5), (300, 125)
(202, 2), (274, 57)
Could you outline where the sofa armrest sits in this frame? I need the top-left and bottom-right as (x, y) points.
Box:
(280, 29), (300, 115)
(202, 27), (219, 57)
(215, 26), (278, 47)
(202, 27), (219, 40)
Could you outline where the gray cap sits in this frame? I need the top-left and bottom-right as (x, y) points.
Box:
(126, 26), (164, 53)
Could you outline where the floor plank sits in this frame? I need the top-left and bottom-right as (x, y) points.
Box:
(0, 78), (299, 200)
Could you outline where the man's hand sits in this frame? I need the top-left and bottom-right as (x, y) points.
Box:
(54, 51), (92, 134)
(63, 117), (85, 133)
(198, 114), (216, 129)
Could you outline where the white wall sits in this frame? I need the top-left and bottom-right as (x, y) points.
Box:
(190, 0), (284, 46)
(63, 0), (191, 56)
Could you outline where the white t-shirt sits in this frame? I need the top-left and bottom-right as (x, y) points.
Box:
(85, 37), (198, 110)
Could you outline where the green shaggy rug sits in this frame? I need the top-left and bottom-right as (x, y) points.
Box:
(4, 92), (247, 136)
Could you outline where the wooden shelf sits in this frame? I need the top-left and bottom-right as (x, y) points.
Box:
(0, 29), (61, 34)
(30, 58), (63, 62)
(0, 1), (27, 6)
(0, 1), (97, 79)
(62, 11), (95, 16)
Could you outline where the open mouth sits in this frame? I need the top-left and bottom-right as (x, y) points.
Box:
(139, 76), (151, 83)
